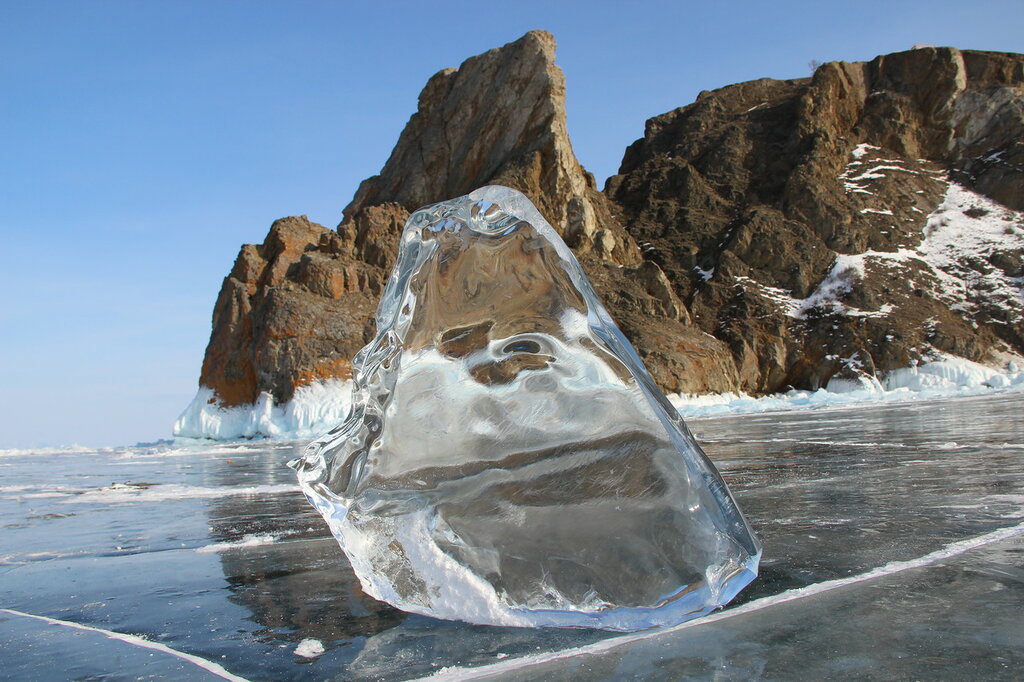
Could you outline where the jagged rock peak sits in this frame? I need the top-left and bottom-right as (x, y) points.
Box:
(342, 30), (638, 264)
(189, 32), (646, 411)
(182, 40), (1024, 432)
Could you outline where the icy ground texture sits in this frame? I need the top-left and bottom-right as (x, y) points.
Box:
(290, 186), (760, 630)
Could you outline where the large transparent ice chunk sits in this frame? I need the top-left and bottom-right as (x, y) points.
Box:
(291, 186), (760, 630)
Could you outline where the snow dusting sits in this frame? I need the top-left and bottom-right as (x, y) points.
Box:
(733, 253), (900, 320)
(196, 534), (280, 554)
(694, 265), (715, 281)
(851, 143), (881, 159)
(918, 182), (1024, 319)
(731, 181), (1023, 324)
(839, 145), (942, 195)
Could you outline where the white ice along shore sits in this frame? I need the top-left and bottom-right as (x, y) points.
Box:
(172, 354), (1024, 441)
(174, 180), (1024, 441)
(174, 379), (355, 440)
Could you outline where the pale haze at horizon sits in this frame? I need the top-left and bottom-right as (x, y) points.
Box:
(2, 0), (1021, 448)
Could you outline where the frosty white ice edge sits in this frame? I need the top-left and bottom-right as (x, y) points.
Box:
(172, 355), (1024, 441)
(174, 380), (354, 440)
(290, 186), (760, 631)
(173, 177), (1024, 443)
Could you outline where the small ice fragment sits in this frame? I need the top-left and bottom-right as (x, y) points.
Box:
(294, 639), (325, 658)
(195, 533), (277, 554)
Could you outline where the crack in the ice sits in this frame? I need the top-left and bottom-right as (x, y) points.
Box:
(0, 607), (251, 681)
(420, 521), (1024, 680)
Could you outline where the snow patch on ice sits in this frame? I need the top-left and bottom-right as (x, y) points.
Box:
(824, 371), (885, 394)
(173, 379), (354, 440)
(885, 356), (1005, 392)
(10, 483), (299, 504)
(166, 355), (1024, 442)
(0, 445), (110, 458)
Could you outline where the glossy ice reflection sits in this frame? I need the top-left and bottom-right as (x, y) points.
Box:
(292, 186), (760, 630)
(1, 393), (1023, 679)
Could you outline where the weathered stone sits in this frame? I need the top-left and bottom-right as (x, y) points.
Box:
(607, 46), (1024, 393)
(199, 216), (380, 405)
(195, 31), (703, 410)
(342, 30), (639, 266)
(193, 40), (1024, 413)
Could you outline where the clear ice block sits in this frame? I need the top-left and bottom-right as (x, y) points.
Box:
(291, 186), (760, 630)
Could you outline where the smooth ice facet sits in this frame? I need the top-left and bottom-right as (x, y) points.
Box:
(292, 186), (760, 630)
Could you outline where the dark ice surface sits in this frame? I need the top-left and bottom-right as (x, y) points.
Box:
(2, 392), (1022, 681)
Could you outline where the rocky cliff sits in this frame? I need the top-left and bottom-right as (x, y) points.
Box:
(606, 46), (1024, 392)
(189, 34), (1024, 421)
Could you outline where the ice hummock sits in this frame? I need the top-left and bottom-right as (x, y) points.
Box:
(290, 186), (760, 631)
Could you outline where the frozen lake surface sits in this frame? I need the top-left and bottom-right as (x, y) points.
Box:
(2, 392), (1023, 680)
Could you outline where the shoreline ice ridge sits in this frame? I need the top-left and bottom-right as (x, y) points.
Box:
(173, 354), (1024, 442)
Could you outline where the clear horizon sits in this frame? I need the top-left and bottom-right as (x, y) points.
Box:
(2, 0), (1022, 448)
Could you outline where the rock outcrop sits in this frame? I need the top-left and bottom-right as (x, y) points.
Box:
(199, 215), (381, 405)
(607, 46), (1024, 392)
(191, 37), (1024, 417)
(197, 30), (735, 408)
(342, 30), (634, 264)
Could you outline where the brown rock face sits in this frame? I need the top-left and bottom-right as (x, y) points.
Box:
(343, 30), (637, 264)
(607, 46), (1024, 393)
(200, 215), (384, 405)
(197, 31), (733, 407)
(196, 39), (1024, 412)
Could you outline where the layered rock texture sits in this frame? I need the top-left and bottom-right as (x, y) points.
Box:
(195, 33), (1024, 411)
(606, 47), (1024, 391)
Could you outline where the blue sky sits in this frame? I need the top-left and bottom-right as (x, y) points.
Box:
(2, 1), (1022, 448)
